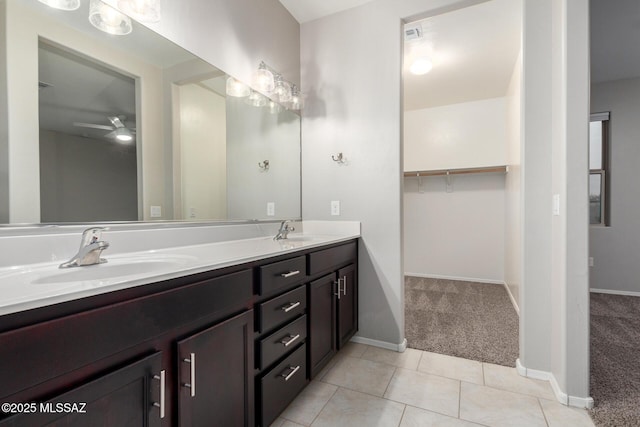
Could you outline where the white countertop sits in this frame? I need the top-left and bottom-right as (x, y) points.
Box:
(0, 227), (359, 316)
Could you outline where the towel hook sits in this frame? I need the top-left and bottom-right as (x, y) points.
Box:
(258, 160), (269, 171)
(331, 153), (346, 164)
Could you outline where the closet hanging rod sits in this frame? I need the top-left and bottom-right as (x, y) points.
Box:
(403, 165), (508, 178)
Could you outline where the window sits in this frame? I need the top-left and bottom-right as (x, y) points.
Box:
(589, 112), (610, 225)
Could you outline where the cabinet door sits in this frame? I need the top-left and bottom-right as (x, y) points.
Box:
(308, 273), (336, 379)
(337, 264), (358, 349)
(0, 352), (163, 427)
(176, 310), (254, 427)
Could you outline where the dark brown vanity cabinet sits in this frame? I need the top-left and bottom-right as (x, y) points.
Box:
(0, 269), (254, 426)
(308, 242), (358, 378)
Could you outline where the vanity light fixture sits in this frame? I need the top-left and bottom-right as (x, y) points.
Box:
(409, 57), (433, 75)
(268, 100), (283, 114)
(272, 74), (292, 103)
(252, 61), (275, 93)
(37, 0), (81, 10)
(226, 77), (250, 97)
(117, 0), (161, 23)
(89, 0), (133, 36)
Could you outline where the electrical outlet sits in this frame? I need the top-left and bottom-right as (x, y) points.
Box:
(267, 202), (275, 216)
(189, 207), (196, 219)
(150, 205), (162, 218)
(331, 200), (340, 216)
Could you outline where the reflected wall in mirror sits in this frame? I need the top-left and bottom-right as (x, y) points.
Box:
(0, 0), (301, 224)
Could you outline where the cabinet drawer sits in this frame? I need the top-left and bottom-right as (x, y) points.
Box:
(260, 343), (307, 427)
(258, 314), (307, 370)
(308, 241), (357, 275)
(259, 256), (306, 295)
(258, 285), (307, 333)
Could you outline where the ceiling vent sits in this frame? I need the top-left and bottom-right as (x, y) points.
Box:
(404, 24), (423, 41)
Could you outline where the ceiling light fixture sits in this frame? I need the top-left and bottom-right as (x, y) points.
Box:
(37, 0), (81, 10)
(410, 57), (433, 75)
(117, 0), (161, 23)
(89, 0), (133, 36)
(114, 127), (134, 142)
(226, 77), (251, 97)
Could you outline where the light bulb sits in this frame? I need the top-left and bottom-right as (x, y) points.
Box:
(117, 0), (161, 23)
(410, 58), (433, 75)
(226, 77), (250, 97)
(89, 0), (133, 35)
(273, 75), (292, 103)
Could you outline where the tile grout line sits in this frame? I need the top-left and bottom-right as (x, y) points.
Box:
(396, 404), (408, 427)
(457, 380), (462, 419)
(304, 384), (341, 427)
(536, 397), (551, 427)
(381, 366), (398, 398)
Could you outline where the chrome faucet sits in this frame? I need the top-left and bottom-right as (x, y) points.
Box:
(273, 220), (295, 241)
(59, 227), (110, 268)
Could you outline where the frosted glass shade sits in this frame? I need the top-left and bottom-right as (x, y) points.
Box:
(273, 76), (292, 103)
(245, 91), (267, 107)
(117, 0), (161, 23)
(38, 0), (80, 10)
(89, 0), (133, 35)
(252, 63), (275, 93)
(226, 77), (250, 97)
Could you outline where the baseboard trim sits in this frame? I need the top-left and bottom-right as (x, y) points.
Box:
(503, 281), (520, 315)
(350, 336), (408, 352)
(516, 359), (594, 409)
(404, 273), (505, 285)
(590, 288), (640, 297)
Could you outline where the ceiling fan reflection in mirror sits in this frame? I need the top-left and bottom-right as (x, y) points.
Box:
(73, 115), (135, 142)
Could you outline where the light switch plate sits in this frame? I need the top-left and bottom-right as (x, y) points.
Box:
(267, 202), (275, 216)
(150, 205), (162, 218)
(331, 200), (340, 216)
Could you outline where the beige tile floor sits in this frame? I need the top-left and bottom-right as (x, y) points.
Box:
(271, 342), (595, 427)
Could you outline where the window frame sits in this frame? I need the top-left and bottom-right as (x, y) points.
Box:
(589, 112), (610, 226)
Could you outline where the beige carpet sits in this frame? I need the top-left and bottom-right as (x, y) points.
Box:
(404, 276), (519, 367)
(590, 293), (640, 427)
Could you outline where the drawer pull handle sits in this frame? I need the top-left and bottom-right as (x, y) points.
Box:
(342, 275), (348, 296)
(280, 270), (300, 278)
(280, 365), (301, 381)
(334, 278), (342, 300)
(152, 370), (165, 419)
(281, 301), (301, 312)
(280, 334), (301, 347)
(183, 352), (196, 397)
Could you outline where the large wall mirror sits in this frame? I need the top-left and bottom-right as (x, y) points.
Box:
(0, 0), (301, 224)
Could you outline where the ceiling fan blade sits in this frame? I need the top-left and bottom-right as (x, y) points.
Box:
(73, 122), (114, 131)
(104, 130), (117, 138)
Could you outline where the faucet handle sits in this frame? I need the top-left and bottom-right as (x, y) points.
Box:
(80, 227), (109, 246)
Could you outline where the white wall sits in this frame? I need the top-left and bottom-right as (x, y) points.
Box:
(520, 0), (590, 406)
(403, 97), (507, 283)
(505, 51), (522, 309)
(404, 97), (507, 171)
(590, 77), (640, 294)
(0, 1), (8, 223)
(226, 97), (301, 220)
(177, 84), (227, 220)
(404, 173), (505, 283)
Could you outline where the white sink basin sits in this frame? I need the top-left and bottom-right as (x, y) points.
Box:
(29, 255), (197, 285)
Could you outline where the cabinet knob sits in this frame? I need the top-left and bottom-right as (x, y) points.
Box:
(152, 370), (165, 419)
(182, 352), (196, 397)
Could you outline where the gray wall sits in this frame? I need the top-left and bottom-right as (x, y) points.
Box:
(39, 130), (137, 222)
(590, 77), (640, 294)
(0, 0), (8, 223)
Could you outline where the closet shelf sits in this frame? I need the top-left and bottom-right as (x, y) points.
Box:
(403, 165), (508, 178)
